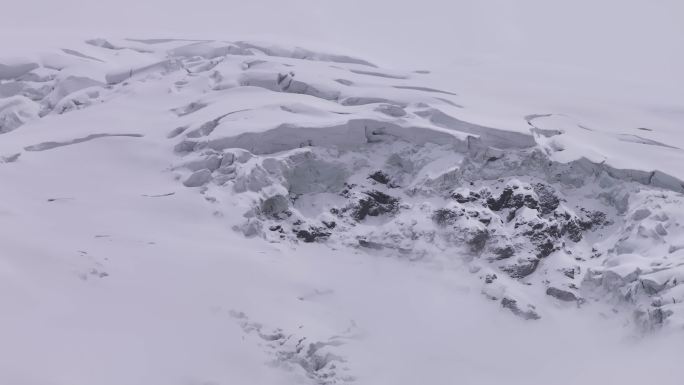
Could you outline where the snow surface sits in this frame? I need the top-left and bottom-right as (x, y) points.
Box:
(1, 113), (682, 384)
(2, 11), (684, 385)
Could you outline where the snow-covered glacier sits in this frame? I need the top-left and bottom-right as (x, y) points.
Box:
(1, 38), (684, 385)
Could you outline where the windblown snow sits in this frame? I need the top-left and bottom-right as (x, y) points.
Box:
(1, 38), (683, 385)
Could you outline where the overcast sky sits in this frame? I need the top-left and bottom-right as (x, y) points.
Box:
(2, 0), (683, 79)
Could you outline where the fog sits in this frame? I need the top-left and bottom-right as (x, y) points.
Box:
(3, 0), (683, 78)
(2, 2), (684, 384)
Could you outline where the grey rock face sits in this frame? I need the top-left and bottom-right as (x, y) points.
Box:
(546, 287), (578, 302)
(260, 195), (290, 218)
(501, 298), (540, 320)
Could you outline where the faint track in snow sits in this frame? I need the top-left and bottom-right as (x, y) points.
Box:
(24, 133), (144, 152)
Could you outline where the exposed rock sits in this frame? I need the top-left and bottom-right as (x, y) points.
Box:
(432, 208), (463, 227)
(351, 191), (399, 221)
(358, 239), (384, 250)
(546, 287), (578, 302)
(296, 228), (331, 243)
(368, 170), (391, 185)
(502, 258), (540, 279)
(260, 195), (290, 218)
(486, 186), (538, 212)
(533, 183), (560, 214)
(493, 246), (515, 260)
(501, 298), (540, 320)
(467, 229), (490, 254)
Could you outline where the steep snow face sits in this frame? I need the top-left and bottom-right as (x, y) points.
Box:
(2, 38), (684, 384)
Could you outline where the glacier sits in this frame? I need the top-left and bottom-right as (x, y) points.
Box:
(1, 36), (684, 385)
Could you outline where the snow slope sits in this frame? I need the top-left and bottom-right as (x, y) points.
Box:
(2, 37), (684, 385)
